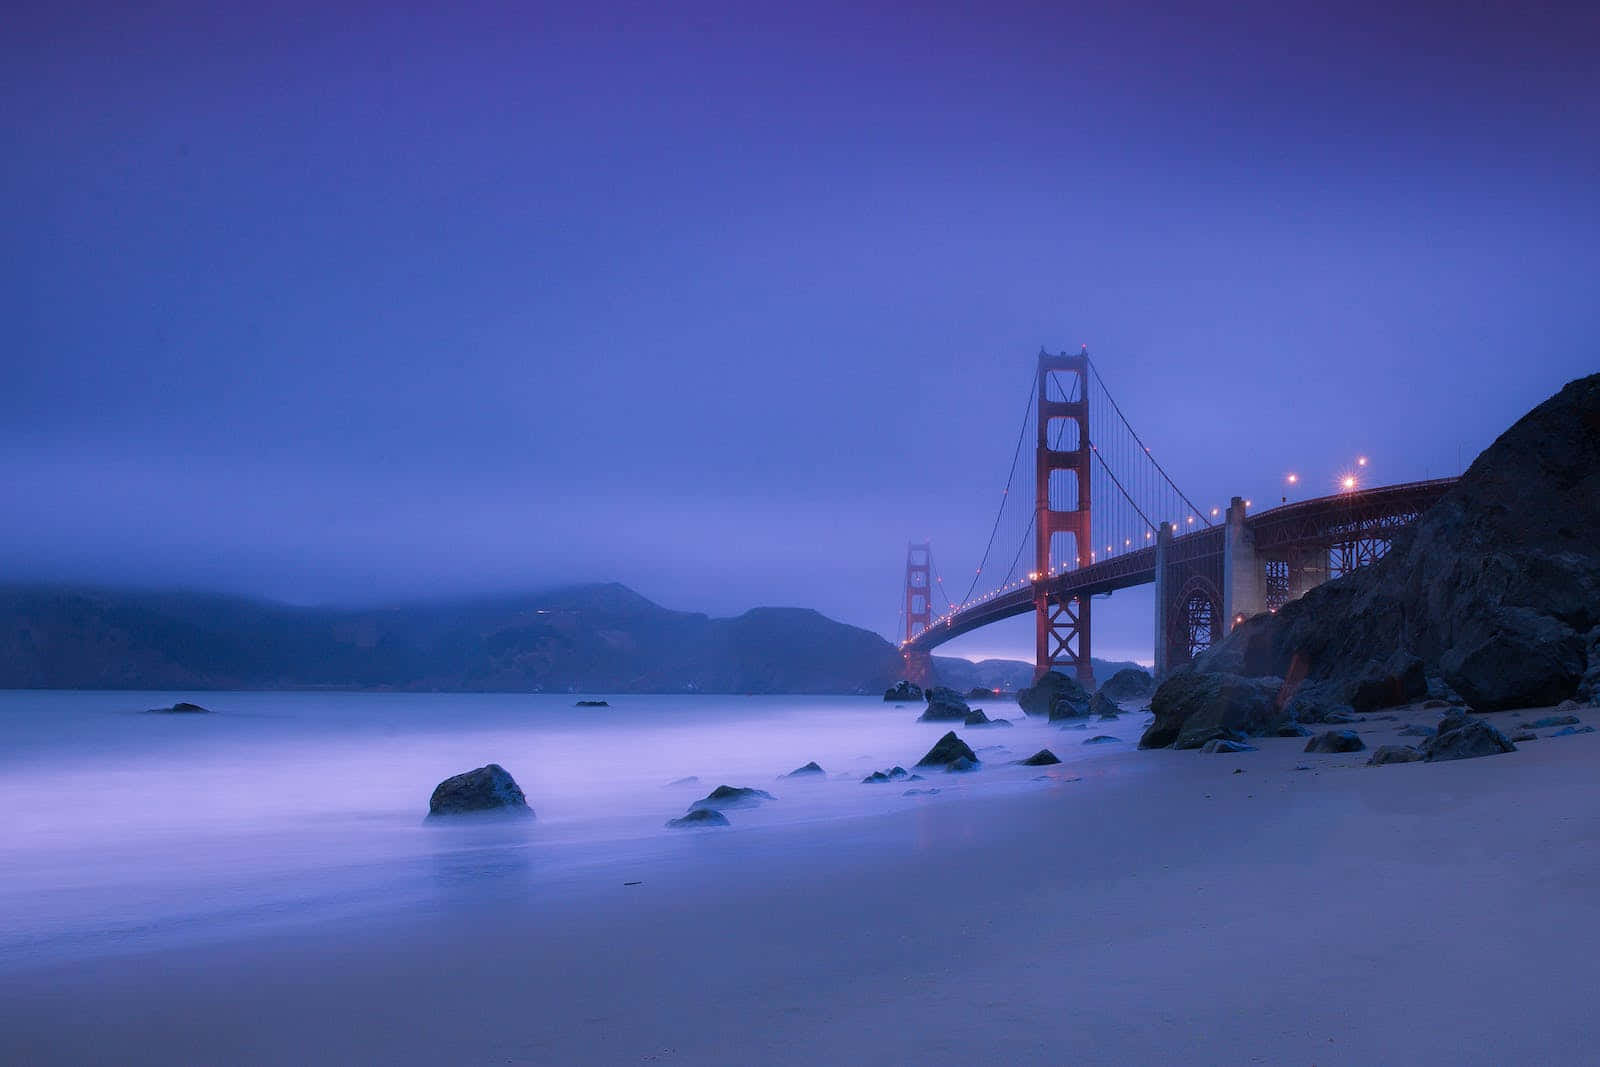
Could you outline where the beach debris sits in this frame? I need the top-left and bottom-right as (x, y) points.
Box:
(667, 809), (729, 829)
(689, 785), (774, 811)
(1421, 717), (1516, 761)
(427, 764), (534, 818)
(146, 701), (210, 714)
(884, 680), (924, 703)
(784, 761), (825, 778)
(1200, 738), (1256, 753)
(915, 731), (978, 769)
(1019, 748), (1061, 766)
(1304, 730), (1365, 754)
(624, 881), (643, 886)
(1367, 745), (1424, 766)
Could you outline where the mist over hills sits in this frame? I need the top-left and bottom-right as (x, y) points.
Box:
(0, 582), (1140, 695)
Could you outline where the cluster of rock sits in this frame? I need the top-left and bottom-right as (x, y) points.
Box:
(668, 784), (776, 828)
(884, 680), (924, 703)
(919, 686), (973, 722)
(1016, 671), (1092, 720)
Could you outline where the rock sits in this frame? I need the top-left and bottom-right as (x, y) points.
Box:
(1421, 717), (1516, 762)
(903, 787), (941, 796)
(1304, 730), (1365, 754)
(784, 761), (825, 777)
(1557, 698), (1582, 712)
(1549, 724), (1596, 737)
(884, 680), (924, 703)
(919, 687), (972, 722)
(427, 764), (534, 818)
(862, 771), (891, 783)
(1017, 671), (1091, 719)
(667, 808), (729, 829)
(1367, 745), (1424, 765)
(1421, 699), (1451, 710)
(1523, 714), (1580, 729)
(946, 755), (980, 773)
(1580, 627), (1600, 702)
(1139, 671), (1286, 750)
(915, 731), (979, 768)
(963, 709), (992, 726)
(1083, 735), (1122, 745)
(1019, 749), (1061, 766)
(907, 773), (925, 781)
(1397, 724), (1437, 738)
(1098, 667), (1155, 701)
(690, 785), (775, 811)
(666, 775), (700, 786)
(888, 766), (909, 780)
(147, 701), (211, 713)
(966, 687), (995, 699)
(1189, 374), (1600, 715)
(1275, 724), (1313, 737)
(1200, 738), (1257, 753)
(1088, 690), (1121, 720)
(574, 699), (609, 707)
(1511, 732), (1538, 743)
(1322, 708), (1359, 724)
(1348, 651), (1429, 712)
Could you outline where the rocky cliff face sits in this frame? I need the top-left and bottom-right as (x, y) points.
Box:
(1197, 373), (1600, 711)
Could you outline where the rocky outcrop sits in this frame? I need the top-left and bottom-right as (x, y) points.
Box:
(690, 785), (775, 811)
(1193, 374), (1600, 713)
(427, 764), (534, 818)
(784, 761), (825, 777)
(1304, 730), (1365, 754)
(1088, 691), (1121, 719)
(147, 701), (210, 714)
(667, 808), (729, 828)
(1017, 671), (1090, 719)
(919, 687), (971, 722)
(1138, 671), (1286, 750)
(1421, 717), (1516, 761)
(964, 709), (1011, 727)
(916, 731), (978, 768)
(1098, 667), (1154, 701)
(1348, 652), (1428, 713)
(1019, 749), (1061, 766)
(1367, 745), (1424, 766)
(884, 680), (924, 702)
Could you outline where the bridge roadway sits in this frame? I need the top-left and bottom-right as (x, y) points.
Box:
(901, 477), (1459, 657)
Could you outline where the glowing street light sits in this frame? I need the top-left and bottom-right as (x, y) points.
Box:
(1341, 475), (1357, 491)
(1286, 473), (1298, 485)
(1357, 456), (1368, 467)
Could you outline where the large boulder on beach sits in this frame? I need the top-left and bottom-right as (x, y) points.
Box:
(1368, 745), (1424, 766)
(1019, 748), (1061, 766)
(1348, 651), (1429, 712)
(1139, 671), (1286, 750)
(690, 785), (775, 811)
(1088, 691), (1121, 719)
(1099, 667), (1154, 701)
(916, 731), (978, 768)
(1191, 374), (1600, 714)
(919, 686), (971, 721)
(427, 763), (534, 818)
(884, 680), (924, 703)
(1421, 717), (1516, 762)
(1017, 671), (1091, 719)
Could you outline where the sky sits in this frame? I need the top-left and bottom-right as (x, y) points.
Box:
(3, 1), (1597, 663)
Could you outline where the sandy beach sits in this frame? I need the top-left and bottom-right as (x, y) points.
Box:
(4, 701), (1596, 1066)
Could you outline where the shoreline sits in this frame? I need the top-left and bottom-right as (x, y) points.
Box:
(4, 700), (1597, 1064)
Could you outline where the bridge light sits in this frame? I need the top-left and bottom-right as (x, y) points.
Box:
(1211, 507), (1219, 517)
(1342, 475), (1357, 491)
(1187, 516), (1194, 524)
(1287, 473), (1298, 485)
(1357, 456), (1368, 467)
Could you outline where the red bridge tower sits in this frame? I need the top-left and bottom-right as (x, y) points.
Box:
(1033, 349), (1094, 684)
(902, 541), (933, 687)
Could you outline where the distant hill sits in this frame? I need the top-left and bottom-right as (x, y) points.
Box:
(0, 582), (906, 694)
(931, 655), (1146, 693)
(0, 581), (1147, 694)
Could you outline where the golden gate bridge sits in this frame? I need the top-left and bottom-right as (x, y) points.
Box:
(898, 348), (1456, 686)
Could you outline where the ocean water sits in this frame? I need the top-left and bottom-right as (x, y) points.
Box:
(0, 690), (1143, 969)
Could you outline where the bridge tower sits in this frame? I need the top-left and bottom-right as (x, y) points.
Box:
(902, 541), (933, 687)
(1032, 349), (1094, 685)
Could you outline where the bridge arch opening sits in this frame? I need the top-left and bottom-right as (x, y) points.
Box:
(1169, 575), (1223, 667)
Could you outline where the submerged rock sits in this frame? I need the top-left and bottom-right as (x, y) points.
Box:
(1367, 745), (1424, 766)
(147, 701), (211, 714)
(919, 687), (972, 722)
(427, 764), (534, 818)
(946, 755), (979, 773)
(884, 680), (924, 703)
(667, 808), (729, 829)
(784, 761), (825, 778)
(690, 785), (775, 811)
(916, 731), (978, 768)
(1304, 730), (1366, 754)
(1421, 717), (1516, 762)
(862, 771), (892, 784)
(666, 775), (701, 787)
(1019, 749), (1061, 766)
(963, 709), (993, 726)
(1083, 735), (1122, 745)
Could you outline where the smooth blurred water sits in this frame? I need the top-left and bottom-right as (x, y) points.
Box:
(0, 690), (1142, 968)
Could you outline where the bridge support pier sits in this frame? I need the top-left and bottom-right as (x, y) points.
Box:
(1222, 496), (1265, 635)
(1152, 521), (1172, 681)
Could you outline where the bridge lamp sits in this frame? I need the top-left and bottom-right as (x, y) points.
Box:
(1187, 515), (1195, 524)
(1357, 456), (1368, 467)
(1342, 475), (1357, 491)
(1211, 507), (1220, 517)
(1286, 473), (1298, 485)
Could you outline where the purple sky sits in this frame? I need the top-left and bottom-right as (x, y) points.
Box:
(4, 2), (1597, 662)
